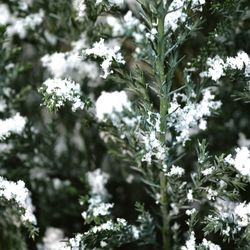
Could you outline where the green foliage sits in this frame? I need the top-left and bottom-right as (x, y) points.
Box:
(1, 0), (250, 249)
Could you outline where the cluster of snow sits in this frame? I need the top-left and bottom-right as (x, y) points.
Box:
(166, 165), (185, 177)
(181, 231), (221, 250)
(201, 51), (250, 81)
(0, 176), (36, 224)
(73, 0), (86, 20)
(81, 169), (112, 221)
(181, 231), (196, 250)
(0, 113), (26, 140)
(41, 36), (100, 85)
(40, 78), (85, 112)
(85, 38), (125, 78)
(138, 112), (166, 164)
(96, 0), (124, 6)
(225, 147), (250, 179)
(95, 91), (131, 121)
(213, 198), (250, 236)
(107, 11), (146, 43)
(86, 168), (109, 197)
(0, 4), (44, 38)
(201, 166), (215, 176)
(168, 88), (221, 145)
(164, 0), (206, 32)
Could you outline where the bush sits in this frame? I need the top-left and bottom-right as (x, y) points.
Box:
(1, 0), (250, 249)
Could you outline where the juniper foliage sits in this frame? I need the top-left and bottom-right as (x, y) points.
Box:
(1, 0), (250, 250)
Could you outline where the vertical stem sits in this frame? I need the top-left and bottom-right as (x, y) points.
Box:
(157, 9), (170, 250)
(160, 171), (169, 250)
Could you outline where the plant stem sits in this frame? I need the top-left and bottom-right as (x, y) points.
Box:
(160, 171), (169, 250)
(157, 9), (170, 250)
